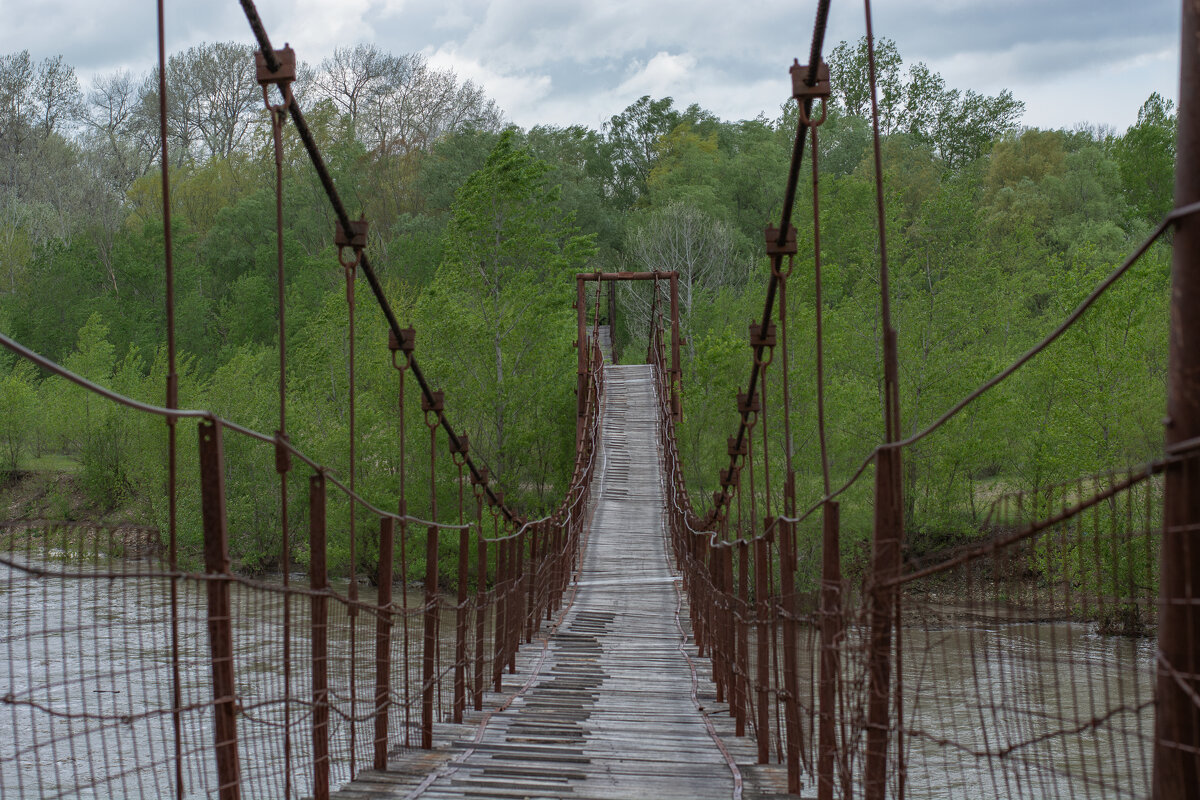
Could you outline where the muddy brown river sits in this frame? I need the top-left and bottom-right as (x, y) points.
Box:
(1, 559), (1154, 798)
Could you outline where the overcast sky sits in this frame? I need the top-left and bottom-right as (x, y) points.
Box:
(1, 0), (1182, 134)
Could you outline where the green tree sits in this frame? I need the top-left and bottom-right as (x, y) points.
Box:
(604, 96), (682, 206)
(420, 130), (595, 504)
(828, 37), (1024, 168)
(0, 359), (36, 473)
(1114, 92), (1176, 226)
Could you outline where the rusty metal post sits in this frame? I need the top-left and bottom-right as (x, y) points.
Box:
(608, 279), (618, 361)
(779, 512), (803, 791)
(576, 276), (587, 447)
(420, 395), (442, 750)
(723, 547), (737, 722)
(421, 516), (438, 750)
(692, 538), (706, 658)
(710, 546), (724, 697)
(862, 7), (907, 793)
(865, 445), (903, 799)
(453, 521), (468, 724)
(421, 520), (439, 749)
(736, 540), (749, 737)
(419, 391), (445, 748)
(451, 438), (469, 726)
(525, 524), (539, 643)
(310, 473), (330, 799)
(493, 529), (507, 692)
(556, 524), (567, 612)
(543, 523), (554, 623)
(818, 501), (842, 800)
(198, 420), (241, 800)
(547, 525), (559, 618)
(753, 533), (771, 765)
(668, 272), (681, 421)
(503, 534), (514, 674)
(374, 516), (394, 771)
(509, 533), (522, 672)
(473, 477), (487, 711)
(1156, 2), (1200, 796)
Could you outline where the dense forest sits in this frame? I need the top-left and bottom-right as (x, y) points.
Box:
(0, 38), (1177, 579)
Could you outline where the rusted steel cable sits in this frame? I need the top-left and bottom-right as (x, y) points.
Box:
(887, 200), (1200, 452)
(811, 125), (832, 496)
(713, 30), (832, 526)
(263, 74), (295, 800)
(236, 0), (518, 523)
(771, 198), (1200, 536)
(339, 226), (362, 776)
(391, 332), (414, 747)
(0, 332), (472, 534)
(156, 1), (184, 795)
(862, 2), (903, 794)
(864, 0), (900, 446)
(884, 461), (1164, 588)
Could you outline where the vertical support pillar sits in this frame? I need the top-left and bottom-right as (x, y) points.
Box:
(421, 517), (438, 748)
(722, 547), (736, 721)
(508, 534), (521, 673)
(374, 516), (394, 771)
(474, 484), (487, 710)
(454, 524), (469, 724)
(754, 534), (770, 765)
(710, 546), (724, 694)
(818, 501), (842, 800)
(420, 395), (442, 750)
(735, 540), (749, 737)
(1156, 1), (1200, 796)
(780, 511), (803, 792)
(576, 276), (587, 447)
(526, 525), (538, 643)
(668, 272), (681, 422)
(863, 7), (907, 790)
(555, 525), (567, 612)
(547, 525), (559, 618)
(608, 279), (618, 361)
(493, 530), (507, 692)
(470, 525), (484, 714)
(864, 446), (903, 800)
(199, 420), (241, 800)
(309, 473), (329, 800)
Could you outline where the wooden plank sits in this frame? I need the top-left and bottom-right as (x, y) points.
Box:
(336, 365), (794, 799)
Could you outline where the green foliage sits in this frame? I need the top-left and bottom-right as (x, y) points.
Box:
(0, 41), (1176, 602)
(829, 37), (1024, 168)
(0, 359), (36, 473)
(1113, 93), (1176, 226)
(418, 130), (595, 509)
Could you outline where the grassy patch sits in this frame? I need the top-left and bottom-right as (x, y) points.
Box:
(19, 453), (82, 473)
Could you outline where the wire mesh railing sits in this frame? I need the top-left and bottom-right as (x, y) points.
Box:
(0, 0), (608, 797)
(650, 1), (1200, 798)
(0, 339), (602, 800)
(3, 0), (1199, 798)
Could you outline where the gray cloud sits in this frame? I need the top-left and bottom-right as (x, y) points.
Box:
(882, 0), (1176, 60)
(0, 0), (1180, 132)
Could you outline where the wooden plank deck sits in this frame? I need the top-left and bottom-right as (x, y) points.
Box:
(595, 324), (613, 363)
(337, 365), (792, 799)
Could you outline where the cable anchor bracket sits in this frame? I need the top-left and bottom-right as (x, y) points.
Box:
(255, 45), (296, 110)
(790, 59), (830, 126)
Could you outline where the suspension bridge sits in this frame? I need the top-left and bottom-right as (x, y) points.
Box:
(2, 0), (1200, 799)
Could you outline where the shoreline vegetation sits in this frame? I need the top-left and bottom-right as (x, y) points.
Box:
(0, 37), (1175, 605)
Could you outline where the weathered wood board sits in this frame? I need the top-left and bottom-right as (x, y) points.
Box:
(334, 365), (793, 800)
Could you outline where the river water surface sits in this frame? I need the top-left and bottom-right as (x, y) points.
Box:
(2, 557), (1155, 799)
